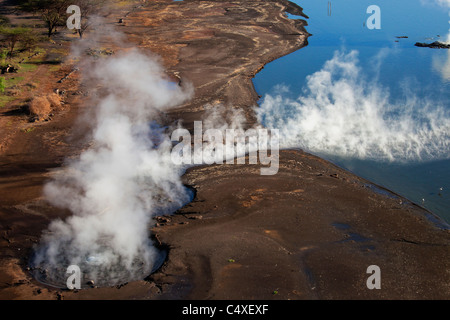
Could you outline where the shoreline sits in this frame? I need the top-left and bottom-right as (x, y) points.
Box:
(272, 148), (450, 231)
(252, 4), (450, 225)
(158, 149), (450, 299)
(0, 0), (449, 300)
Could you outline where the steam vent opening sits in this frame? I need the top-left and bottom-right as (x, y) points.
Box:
(29, 239), (167, 289)
(29, 187), (195, 290)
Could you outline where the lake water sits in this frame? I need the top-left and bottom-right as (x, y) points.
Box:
(254, 0), (450, 223)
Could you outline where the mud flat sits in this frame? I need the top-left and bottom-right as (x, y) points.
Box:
(0, 0), (449, 300)
(152, 150), (450, 299)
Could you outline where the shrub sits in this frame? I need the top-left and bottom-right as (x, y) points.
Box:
(0, 27), (32, 57)
(46, 92), (62, 109)
(28, 93), (63, 119)
(20, 31), (41, 53)
(29, 96), (51, 118)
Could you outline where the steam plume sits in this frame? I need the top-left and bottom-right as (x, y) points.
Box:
(32, 49), (193, 287)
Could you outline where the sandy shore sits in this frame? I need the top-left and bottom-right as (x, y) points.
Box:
(0, 0), (449, 300)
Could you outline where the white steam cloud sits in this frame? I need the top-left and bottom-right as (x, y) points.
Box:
(433, 49), (450, 80)
(32, 49), (193, 287)
(430, 0), (450, 42)
(170, 104), (280, 175)
(444, 10), (450, 44)
(256, 49), (450, 162)
(32, 44), (278, 287)
(436, 0), (450, 7)
(420, 0), (450, 8)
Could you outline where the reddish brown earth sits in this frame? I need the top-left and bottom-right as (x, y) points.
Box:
(0, 0), (449, 300)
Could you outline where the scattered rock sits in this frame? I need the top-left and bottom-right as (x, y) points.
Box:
(6, 88), (20, 96)
(187, 215), (203, 220)
(1, 64), (18, 74)
(116, 282), (127, 289)
(155, 216), (171, 226)
(57, 67), (79, 83)
(85, 48), (115, 58)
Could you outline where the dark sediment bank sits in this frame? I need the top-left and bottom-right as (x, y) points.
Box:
(153, 149), (450, 299)
(0, 0), (449, 300)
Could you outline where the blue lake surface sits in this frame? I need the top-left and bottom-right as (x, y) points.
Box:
(254, 0), (450, 223)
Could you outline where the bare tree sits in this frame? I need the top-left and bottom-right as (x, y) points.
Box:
(20, 0), (107, 39)
(75, 0), (106, 39)
(0, 26), (32, 56)
(20, 0), (69, 38)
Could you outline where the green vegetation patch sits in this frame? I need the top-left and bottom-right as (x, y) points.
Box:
(0, 95), (15, 108)
(18, 62), (38, 73)
(22, 127), (35, 133)
(5, 76), (25, 88)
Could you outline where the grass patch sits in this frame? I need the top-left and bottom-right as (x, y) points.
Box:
(0, 75), (25, 107)
(18, 62), (38, 73)
(0, 95), (15, 108)
(5, 76), (25, 88)
(2, 47), (46, 70)
(48, 64), (61, 72)
(49, 47), (68, 55)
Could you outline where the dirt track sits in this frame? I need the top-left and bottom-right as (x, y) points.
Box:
(0, 0), (449, 300)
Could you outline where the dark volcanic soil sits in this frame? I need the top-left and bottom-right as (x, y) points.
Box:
(154, 150), (450, 299)
(0, 0), (449, 300)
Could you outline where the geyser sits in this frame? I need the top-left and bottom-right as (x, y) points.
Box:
(30, 49), (193, 288)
